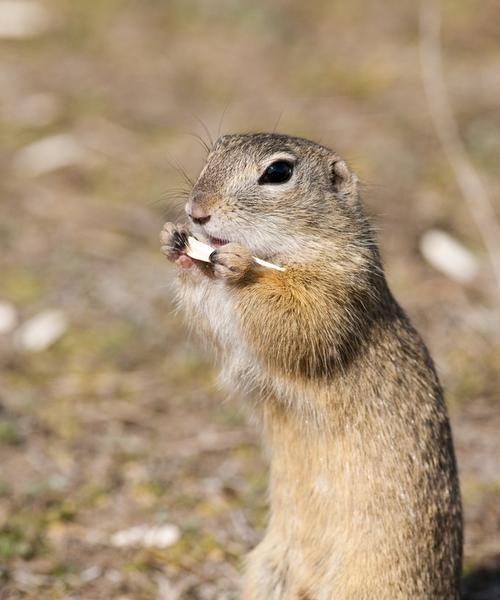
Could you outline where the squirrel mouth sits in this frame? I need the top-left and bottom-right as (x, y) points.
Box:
(207, 235), (229, 247)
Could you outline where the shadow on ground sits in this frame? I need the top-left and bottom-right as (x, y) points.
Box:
(463, 561), (500, 600)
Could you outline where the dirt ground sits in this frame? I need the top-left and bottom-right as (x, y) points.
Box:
(0, 1), (499, 598)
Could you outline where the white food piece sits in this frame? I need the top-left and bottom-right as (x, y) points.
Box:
(186, 236), (215, 262)
(420, 229), (478, 284)
(186, 236), (285, 272)
(253, 257), (286, 272)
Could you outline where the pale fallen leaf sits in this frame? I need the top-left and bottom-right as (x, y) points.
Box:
(110, 524), (180, 549)
(15, 309), (67, 352)
(0, 0), (50, 39)
(14, 133), (87, 177)
(420, 229), (479, 284)
(0, 301), (18, 334)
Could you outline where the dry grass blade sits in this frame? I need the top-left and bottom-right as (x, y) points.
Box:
(419, 0), (500, 297)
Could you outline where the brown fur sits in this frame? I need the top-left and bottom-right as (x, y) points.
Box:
(161, 133), (463, 599)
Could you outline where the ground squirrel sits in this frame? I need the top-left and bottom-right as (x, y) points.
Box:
(160, 133), (463, 599)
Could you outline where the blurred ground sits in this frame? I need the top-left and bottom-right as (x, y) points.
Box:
(0, 1), (499, 598)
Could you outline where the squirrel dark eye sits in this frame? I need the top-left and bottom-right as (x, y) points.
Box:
(258, 160), (293, 185)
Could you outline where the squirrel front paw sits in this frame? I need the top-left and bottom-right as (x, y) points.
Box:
(160, 222), (194, 269)
(210, 243), (254, 283)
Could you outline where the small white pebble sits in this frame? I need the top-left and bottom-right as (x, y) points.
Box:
(14, 133), (87, 177)
(110, 524), (180, 549)
(419, 229), (479, 284)
(15, 309), (67, 352)
(0, 0), (50, 39)
(0, 301), (18, 334)
(79, 565), (102, 584)
(104, 569), (123, 584)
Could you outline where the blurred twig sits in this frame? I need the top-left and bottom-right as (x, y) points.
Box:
(419, 0), (500, 296)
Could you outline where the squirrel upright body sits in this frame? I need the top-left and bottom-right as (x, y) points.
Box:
(161, 133), (463, 599)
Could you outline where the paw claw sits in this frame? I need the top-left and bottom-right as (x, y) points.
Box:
(210, 243), (253, 282)
(160, 222), (190, 262)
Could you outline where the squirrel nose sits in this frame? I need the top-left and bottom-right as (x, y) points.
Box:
(189, 209), (211, 226)
(186, 197), (211, 225)
(192, 215), (211, 225)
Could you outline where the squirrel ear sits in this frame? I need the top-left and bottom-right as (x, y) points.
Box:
(331, 158), (356, 192)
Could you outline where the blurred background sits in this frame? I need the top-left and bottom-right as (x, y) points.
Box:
(0, 1), (499, 598)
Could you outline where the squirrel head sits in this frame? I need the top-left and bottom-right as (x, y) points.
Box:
(186, 133), (372, 261)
